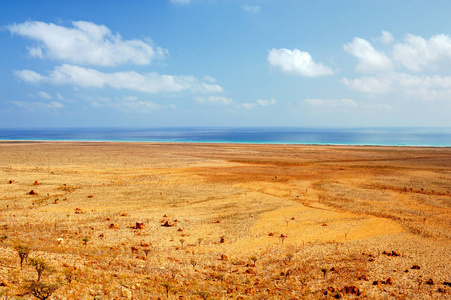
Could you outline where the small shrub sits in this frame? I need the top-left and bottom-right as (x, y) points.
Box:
(14, 244), (31, 270)
(23, 280), (61, 300)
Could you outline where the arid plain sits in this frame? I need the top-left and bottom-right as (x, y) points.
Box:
(0, 142), (450, 299)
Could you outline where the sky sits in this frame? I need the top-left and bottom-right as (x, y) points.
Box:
(1, 0), (451, 128)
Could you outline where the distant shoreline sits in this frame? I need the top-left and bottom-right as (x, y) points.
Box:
(0, 127), (450, 147)
(0, 140), (449, 149)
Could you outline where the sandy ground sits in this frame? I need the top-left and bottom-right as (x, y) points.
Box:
(0, 142), (450, 299)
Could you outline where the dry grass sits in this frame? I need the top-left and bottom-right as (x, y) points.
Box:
(0, 142), (450, 299)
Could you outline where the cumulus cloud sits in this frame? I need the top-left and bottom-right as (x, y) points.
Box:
(344, 38), (393, 73)
(15, 64), (223, 94)
(377, 31), (394, 44)
(243, 5), (261, 13)
(267, 48), (335, 77)
(342, 72), (451, 100)
(393, 34), (451, 71)
(14, 70), (43, 83)
(7, 21), (167, 66)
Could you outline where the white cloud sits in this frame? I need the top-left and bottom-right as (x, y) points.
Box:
(203, 76), (216, 83)
(11, 100), (63, 109)
(341, 76), (392, 94)
(302, 98), (358, 108)
(244, 5), (261, 13)
(342, 72), (451, 100)
(38, 91), (52, 99)
(7, 21), (167, 66)
(38, 101), (64, 109)
(344, 38), (393, 73)
(14, 70), (43, 83)
(15, 64), (223, 94)
(256, 98), (276, 106)
(267, 48), (335, 77)
(393, 34), (451, 71)
(378, 31), (394, 44)
(241, 103), (256, 109)
(240, 98), (276, 109)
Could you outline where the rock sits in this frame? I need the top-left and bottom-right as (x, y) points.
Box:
(87, 195), (94, 198)
(141, 243), (151, 247)
(28, 190), (38, 195)
(358, 275), (369, 281)
(75, 208), (84, 214)
(109, 223), (119, 229)
(372, 281), (379, 285)
(34, 180), (39, 185)
(444, 282), (451, 287)
(120, 213), (128, 216)
(411, 265), (421, 270)
(221, 254), (229, 261)
(343, 286), (361, 295)
(131, 247), (139, 254)
(268, 232), (275, 236)
(0, 282), (8, 287)
(426, 278), (434, 285)
(8, 180), (14, 184)
(161, 221), (172, 227)
(245, 268), (256, 274)
(57, 238), (64, 245)
(135, 222), (145, 229)
(177, 228), (183, 232)
(322, 223), (328, 226)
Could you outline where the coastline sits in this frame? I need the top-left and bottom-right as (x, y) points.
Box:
(1, 127), (450, 147)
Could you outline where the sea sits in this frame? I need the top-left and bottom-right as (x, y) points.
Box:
(0, 127), (450, 147)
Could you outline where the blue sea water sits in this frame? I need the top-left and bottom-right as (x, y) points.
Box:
(0, 127), (450, 147)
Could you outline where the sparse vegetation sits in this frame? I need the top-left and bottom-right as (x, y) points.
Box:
(23, 280), (61, 300)
(28, 257), (53, 282)
(14, 244), (30, 270)
(0, 142), (449, 299)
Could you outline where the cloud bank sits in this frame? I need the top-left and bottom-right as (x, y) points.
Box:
(7, 21), (167, 67)
(15, 64), (223, 94)
(343, 32), (451, 101)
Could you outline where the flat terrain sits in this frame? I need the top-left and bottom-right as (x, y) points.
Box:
(0, 142), (450, 299)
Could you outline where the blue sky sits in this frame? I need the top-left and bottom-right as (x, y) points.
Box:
(1, 0), (451, 128)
